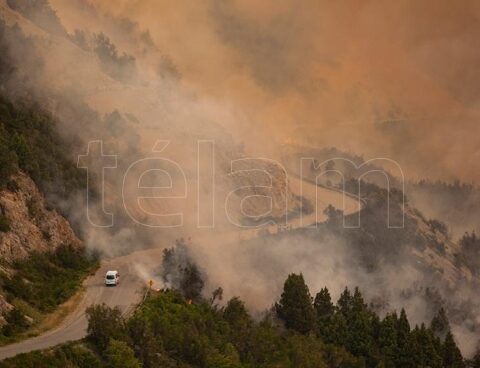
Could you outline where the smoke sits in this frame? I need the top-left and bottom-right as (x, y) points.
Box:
(2, 0), (480, 357)
(10, 0), (480, 180)
(72, 0), (480, 182)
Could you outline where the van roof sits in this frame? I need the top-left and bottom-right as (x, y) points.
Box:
(106, 270), (118, 275)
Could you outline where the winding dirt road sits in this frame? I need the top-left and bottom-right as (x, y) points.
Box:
(0, 175), (360, 360)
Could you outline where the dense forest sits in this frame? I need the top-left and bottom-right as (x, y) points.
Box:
(0, 271), (473, 368)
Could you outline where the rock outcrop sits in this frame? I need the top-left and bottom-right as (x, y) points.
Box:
(0, 172), (81, 263)
(228, 160), (302, 224)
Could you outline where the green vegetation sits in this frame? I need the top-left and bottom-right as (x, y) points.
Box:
(0, 95), (86, 197)
(0, 214), (10, 232)
(85, 304), (128, 352)
(0, 245), (98, 342)
(275, 273), (315, 334)
(0, 273), (468, 368)
(104, 339), (140, 368)
(0, 19), (85, 198)
(0, 343), (101, 368)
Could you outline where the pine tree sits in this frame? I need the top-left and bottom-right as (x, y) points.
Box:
(395, 309), (415, 368)
(428, 327), (444, 368)
(314, 287), (334, 318)
(275, 273), (315, 334)
(379, 313), (397, 368)
(224, 297), (252, 330)
(337, 287), (352, 317)
(431, 307), (450, 341)
(344, 288), (375, 364)
(328, 312), (348, 346)
(443, 331), (465, 368)
(224, 297), (253, 358)
(411, 323), (442, 368)
(371, 313), (381, 343)
(314, 287), (334, 341)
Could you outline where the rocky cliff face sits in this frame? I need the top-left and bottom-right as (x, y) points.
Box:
(0, 172), (81, 263)
(228, 160), (302, 224)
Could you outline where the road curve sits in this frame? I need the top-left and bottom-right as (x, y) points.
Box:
(0, 174), (361, 360)
(0, 248), (166, 360)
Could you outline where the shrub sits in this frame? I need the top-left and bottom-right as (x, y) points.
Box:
(93, 33), (136, 82)
(105, 339), (140, 368)
(85, 304), (127, 352)
(26, 198), (38, 220)
(0, 138), (16, 187)
(0, 214), (10, 232)
(2, 308), (29, 336)
(0, 245), (97, 322)
(5, 179), (19, 192)
(0, 343), (102, 368)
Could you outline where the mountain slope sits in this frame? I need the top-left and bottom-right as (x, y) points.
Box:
(0, 172), (80, 262)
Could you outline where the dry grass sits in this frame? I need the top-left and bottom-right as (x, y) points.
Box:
(23, 286), (86, 338)
(0, 286), (86, 346)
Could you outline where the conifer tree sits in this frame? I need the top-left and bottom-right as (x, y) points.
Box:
(344, 288), (375, 364)
(314, 287), (334, 318)
(328, 312), (348, 346)
(275, 273), (315, 334)
(337, 287), (352, 317)
(443, 331), (465, 368)
(395, 309), (415, 368)
(371, 313), (381, 343)
(411, 323), (442, 368)
(224, 297), (253, 358)
(314, 287), (334, 341)
(431, 307), (450, 341)
(379, 313), (397, 368)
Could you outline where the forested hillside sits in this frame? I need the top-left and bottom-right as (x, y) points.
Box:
(0, 94), (86, 198)
(0, 273), (471, 368)
(0, 99), (98, 345)
(0, 16), (97, 344)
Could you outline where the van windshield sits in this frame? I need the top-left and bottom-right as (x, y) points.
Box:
(106, 275), (115, 280)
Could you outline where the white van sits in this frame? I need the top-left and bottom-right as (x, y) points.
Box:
(105, 270), (120, 286)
